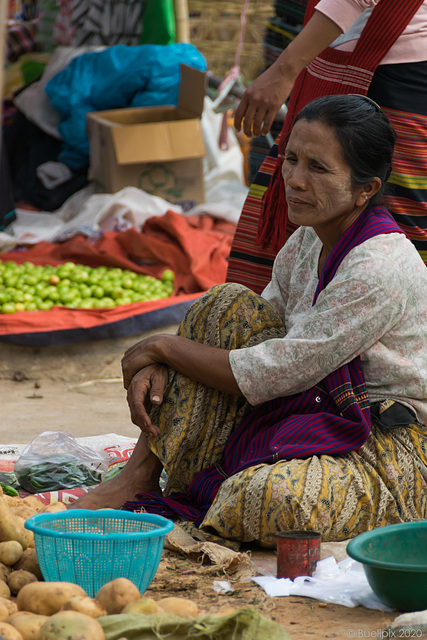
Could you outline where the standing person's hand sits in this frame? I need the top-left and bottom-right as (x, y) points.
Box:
(234, 61), (294, 137)
(234, 11), (343, 138)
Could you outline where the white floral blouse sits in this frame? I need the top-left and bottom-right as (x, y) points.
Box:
(229, 227), (427, 425)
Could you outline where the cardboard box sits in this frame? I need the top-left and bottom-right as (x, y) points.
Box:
(86, 64), (206, 210)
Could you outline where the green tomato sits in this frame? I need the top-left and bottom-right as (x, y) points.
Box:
(24, 301), (37, 311)
(69, 269), (90, 283)
(22, 273), (39, 286)
(34, 282), (47, 296)
(11, 290), (25, 303)
(78, 284), (92, 299)
(123, 269), (137, 278)
(163, 283), (174, 295)
(161, 269), (175, 282)
(91, 286), (104, 299)
(88, 272), (102, 285)
(57, 267), (72, 279)
(91, 298), (106, 308)
(1, 302), (15, 314)
(116, 297), (133, 306)
(37, 300), (53, 311)
(121, 277), (135, 289)
(111, 287), (124, 300)
(94, 266), (108, 275)
(132, 281), (148, 294)
(59, 290), (78, 304)
(15, 302), (25, 313)
(3, 276), (18, 288)
(98, 297), (115, 308)
(107, 268), (123, 279)
(79, 299), (94, 309)
(46, 288), (60, 302)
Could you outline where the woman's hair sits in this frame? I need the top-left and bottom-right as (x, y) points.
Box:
(293, 94), (396, 207)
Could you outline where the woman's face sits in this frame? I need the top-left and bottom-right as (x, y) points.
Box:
(282, 119), (375, 246)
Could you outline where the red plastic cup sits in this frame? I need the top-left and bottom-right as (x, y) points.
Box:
(277, 530), (321, 580)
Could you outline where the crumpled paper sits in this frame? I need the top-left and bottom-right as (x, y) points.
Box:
(165, 524), (253, 578)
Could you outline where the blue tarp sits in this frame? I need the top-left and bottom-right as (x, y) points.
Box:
(45, 43), (207, 169)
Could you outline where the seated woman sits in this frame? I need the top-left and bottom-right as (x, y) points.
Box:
(73, 95), (427, 546)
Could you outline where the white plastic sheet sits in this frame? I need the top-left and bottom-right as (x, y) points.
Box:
(252, 556), (394, 611)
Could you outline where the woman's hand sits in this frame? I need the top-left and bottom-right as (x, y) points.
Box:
(126, 364), (169, 436)
(122, 334), (169, 390)
(234, 61), (294, 137)
(122, 331), (243, 403)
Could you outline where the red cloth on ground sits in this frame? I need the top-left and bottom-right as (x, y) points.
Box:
(3, 211), (236, 294)
(0, 211), (236, 338)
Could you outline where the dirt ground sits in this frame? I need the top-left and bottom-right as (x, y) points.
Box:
(0, 328), (399, 638)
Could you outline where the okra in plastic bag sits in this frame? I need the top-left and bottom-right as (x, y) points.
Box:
(14, 431), (109, 493)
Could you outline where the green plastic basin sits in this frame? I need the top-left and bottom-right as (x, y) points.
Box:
(346, 521), (427, 611)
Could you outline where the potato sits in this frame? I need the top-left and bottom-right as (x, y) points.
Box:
(0, 621), (24, 640)
(8, 612), (49, 640)
(211, 606), (237, 617)
(3, 496), (20, 507)
(12, 549), (43, 581)
(3, 497), (42, 513)
(8, 507), (38, 522)
(38, 611), (105, 640)
(17, 582), (87, 616)
(0, 600), (11, 622)
(7, 570), (38, 595)
(0, 597), (18, 617)
(0, 542), (24, 567)
(95, 578), (140, 614)
(40, 503), (66, 514)
(0, 561), (12, 582)
(0, 580), (11, 598)
(61, 596), (106, 618)
(0, 502), (31, 550)
(157, 596), (199, 619)
(121, 597), (161, 615)
(19, 497), (44, 512)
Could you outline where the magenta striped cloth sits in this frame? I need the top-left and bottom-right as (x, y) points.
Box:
(123, 207), (405, 524)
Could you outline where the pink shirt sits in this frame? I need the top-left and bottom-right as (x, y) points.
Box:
(315, 0), (427, 64)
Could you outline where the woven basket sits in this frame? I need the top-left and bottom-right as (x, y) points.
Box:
(189, 0), (274, 82)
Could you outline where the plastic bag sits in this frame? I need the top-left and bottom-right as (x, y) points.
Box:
(14, 431), (109, 493)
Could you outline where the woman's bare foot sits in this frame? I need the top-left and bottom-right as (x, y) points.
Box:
(68, 433), (163, 510)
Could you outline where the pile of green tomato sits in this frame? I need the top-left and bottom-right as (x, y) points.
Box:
(0, 260), (175, 314)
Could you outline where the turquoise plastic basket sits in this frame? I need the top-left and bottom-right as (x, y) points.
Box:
(25, 509), (174, 597)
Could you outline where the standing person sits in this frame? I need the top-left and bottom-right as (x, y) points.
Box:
(229, 0), (427, 293)
(71, 96), (427, 547)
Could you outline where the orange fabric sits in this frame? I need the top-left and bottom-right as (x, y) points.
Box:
(0, 211), (236, 337)
(0, 292), (201, 336)
(3, 211), (236, 294)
